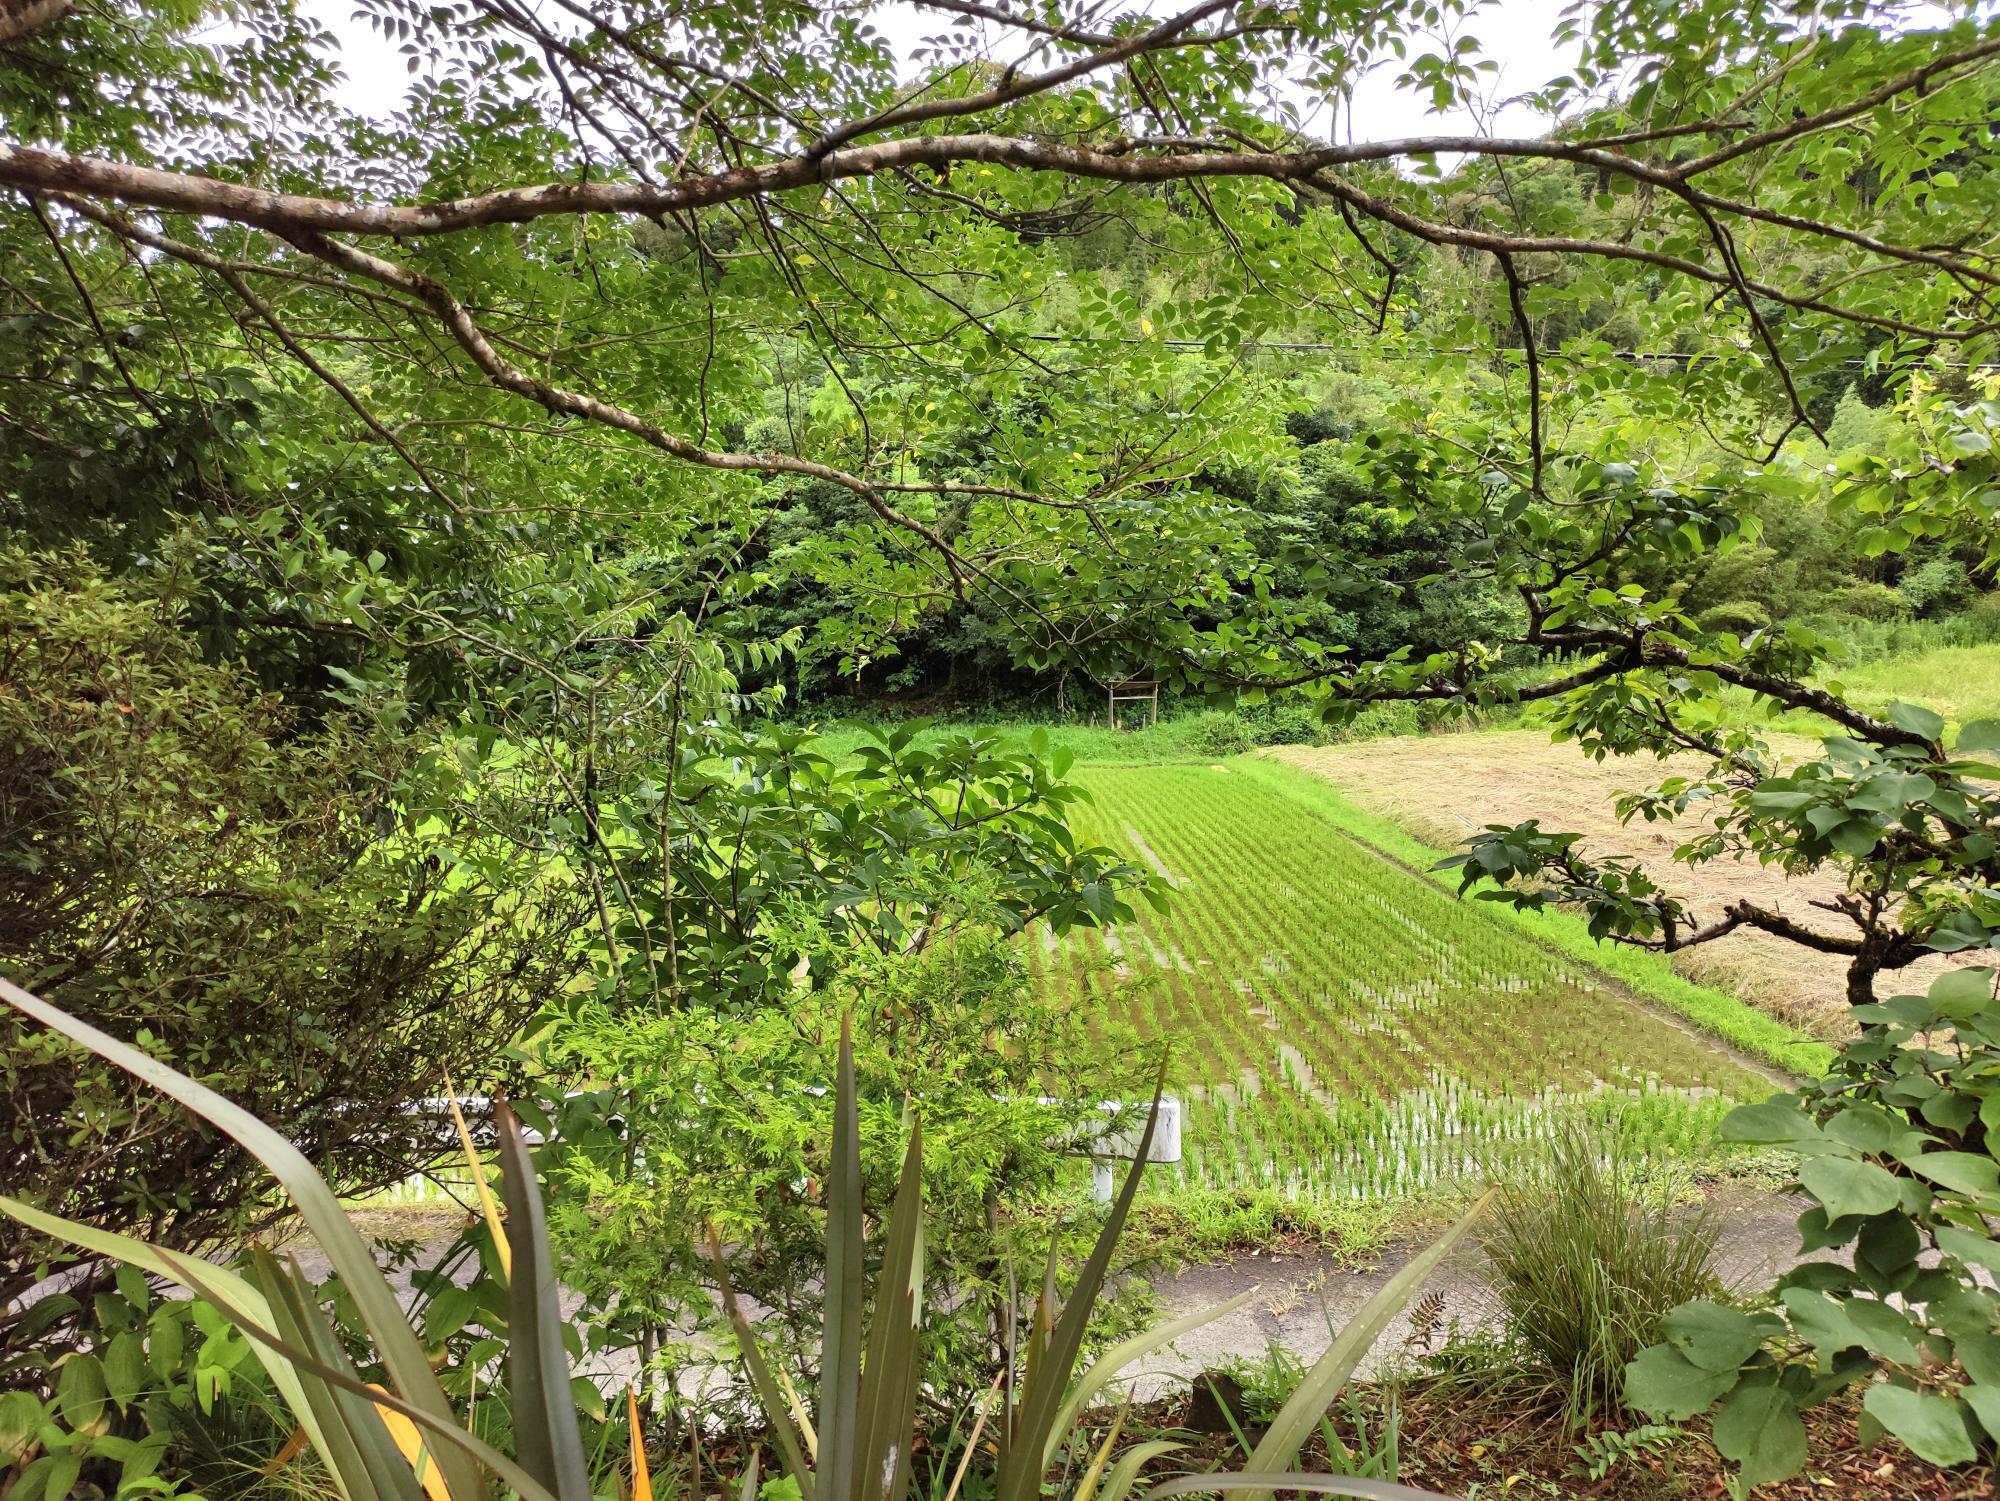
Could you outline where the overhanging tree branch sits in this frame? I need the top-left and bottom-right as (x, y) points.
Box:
(0, 0), (68, 45)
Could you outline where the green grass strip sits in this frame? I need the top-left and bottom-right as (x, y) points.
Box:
(1232, 757), (1834, 1080)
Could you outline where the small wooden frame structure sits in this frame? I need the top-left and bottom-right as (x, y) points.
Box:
(1107, 677), (1160, 731)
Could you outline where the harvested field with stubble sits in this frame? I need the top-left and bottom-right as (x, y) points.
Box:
(1272, 731), (1967, 1040)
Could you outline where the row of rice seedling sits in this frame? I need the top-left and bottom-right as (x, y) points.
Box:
(1179, 1075), (1738, 1198)
(1030, 762), (1771, 1198)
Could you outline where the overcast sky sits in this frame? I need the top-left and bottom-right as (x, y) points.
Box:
(291, 0), (1581, 144)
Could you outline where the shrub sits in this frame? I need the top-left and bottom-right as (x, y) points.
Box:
(0, 551), (581, 1334)
(1628, 968), (2000, 1493)
(1183, 702), (1330, 755)
(0, 982), (1487, 1501)
(1481, 1126), (1723, 1427)
(1962, 589), (2000, 641)
(1695, 600), (1772, 638)
(534, 919), (1151, 1399)
(1329, 700), (1424, 740)
(1247, 699), (1328, 746)
(1827, 580), (1906, 622)
(1897, 555), (1976, 617)
(1185, 709), (1262, 755)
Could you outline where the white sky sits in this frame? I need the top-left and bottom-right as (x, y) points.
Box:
(296, 0), (1580, 143)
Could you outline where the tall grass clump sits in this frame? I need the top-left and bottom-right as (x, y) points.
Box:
(1480, 1126), (1723, 1428)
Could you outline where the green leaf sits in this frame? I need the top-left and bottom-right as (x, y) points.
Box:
(1830, 818), (1882, 856)
(243, 1251), (425, 1501)
(1862, 1384), (1977, 1467)
(1936, 1225), (2000, 1275)
(1929, 967), (1995, 1014)
(1095, 1440), (1183, 1501)
(819, 1016), (864, 1501)
(1712, 1383), (1808, 1492)
(1854, 1212), (1921, 1292)
(16, 1453), (81, 1501)
(709, 1248), (814, 1501)
(1721, 1099), (1821, 1148)
(1885, 701), (1946, 742)
(149, 1308), (184, 1381)
(1955, 720), (2000, 758)
(1624, 1345), (1737, 1421)
(850, 1117), (926, 1501)
(1960, 1384), (2000, 1444)
(495, 1098), (591, 1500)
(1956, 1330), (2000, 1387)
(0, 1195), (405, 1500)
(0, 1391), (44, 1462)
(0, 979), (487, 1501)
(1779, 1288), (1865, 1357)
(1799, 1156), (1901, 1222)
(102, 1332), (147, 1409)
(1843, 1299), (1926, 1365)
(54, 1354), (107, 1434)
(1663, 1301), (1769, 1373)
(1908, 1152), (2000, 1201)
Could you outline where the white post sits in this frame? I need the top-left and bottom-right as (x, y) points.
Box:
(1091, 1158), (1116, 1203)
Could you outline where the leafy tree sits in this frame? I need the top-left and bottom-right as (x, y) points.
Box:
(5, 0), (2000, 1465)
(504, 708), (1162, 1376)
(4, 3), (1997, 928)
(535, 917), (1153, 1400)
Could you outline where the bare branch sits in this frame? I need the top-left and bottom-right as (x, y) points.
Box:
(274, 225), (977, 599)
(1494, 251), (1544, 495)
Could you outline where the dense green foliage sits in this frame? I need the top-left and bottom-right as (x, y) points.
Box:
(533, 925), (1153, 1395)
(7, 0), (2000, 1011)
(3, 0), (2000, 1490)
(1628, 967), (2000, 1494)
(0, 551), (578, 1322)
(0, 981), (1486, 1501)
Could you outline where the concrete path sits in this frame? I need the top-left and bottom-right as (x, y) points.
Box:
(1113, 1181), (1815, 1401)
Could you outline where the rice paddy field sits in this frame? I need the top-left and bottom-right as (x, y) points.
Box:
(1032, 757), (1781, 1199)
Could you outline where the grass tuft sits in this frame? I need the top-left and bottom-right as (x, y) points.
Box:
(1479, 1126), (1724, 1429)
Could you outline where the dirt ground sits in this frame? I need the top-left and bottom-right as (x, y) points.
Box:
(1273, 732), (1966, 1040)
(1298, 1380), (1995, 1499)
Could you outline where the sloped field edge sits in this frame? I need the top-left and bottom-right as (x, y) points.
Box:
(1234, 756), (1833, 1080)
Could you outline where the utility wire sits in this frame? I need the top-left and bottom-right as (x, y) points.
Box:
(1013, 331), (2000, 370)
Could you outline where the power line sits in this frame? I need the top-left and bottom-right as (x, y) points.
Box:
(1014, 330), (2000, 370)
